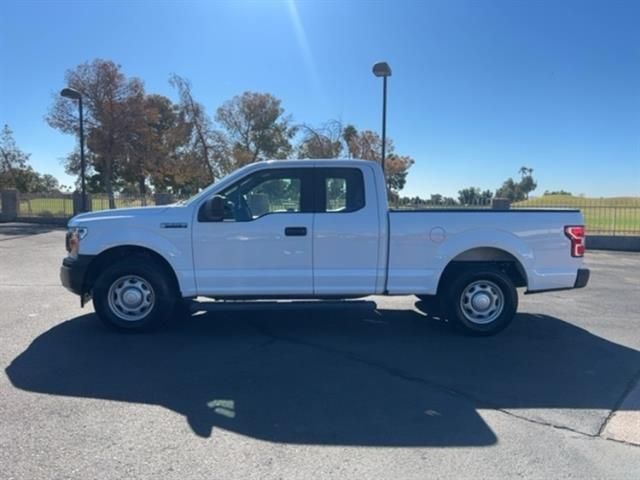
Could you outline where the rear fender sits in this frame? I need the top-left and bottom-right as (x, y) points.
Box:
(434, 229), (533, 290)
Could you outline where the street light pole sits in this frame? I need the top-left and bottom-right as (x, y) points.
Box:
(372, 62), (392, 177)
(60, 88), (87, 213)
(78, 96), (86, 213)
(381, 74), (388, 174)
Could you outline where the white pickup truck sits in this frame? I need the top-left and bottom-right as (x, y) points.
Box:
(61, 159), (589, 335)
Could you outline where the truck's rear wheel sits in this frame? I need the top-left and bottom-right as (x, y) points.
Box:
(443, 268), (517, 336)
(93, 256), (177, 332)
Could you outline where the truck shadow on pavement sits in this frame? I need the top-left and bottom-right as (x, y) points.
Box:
(6, 302), (640, 446)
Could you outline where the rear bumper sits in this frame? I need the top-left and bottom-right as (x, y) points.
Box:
(574, 268), (590, 289)
(525, 268), (590, 295)
(60, 255), (93, 295)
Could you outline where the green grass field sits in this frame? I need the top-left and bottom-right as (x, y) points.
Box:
(513, 196), (640, 235)
(16, 194), (640, 235)
(513, 195), (640, 207)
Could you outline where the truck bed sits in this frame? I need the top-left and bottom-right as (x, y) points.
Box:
(386, 209), (584, 295)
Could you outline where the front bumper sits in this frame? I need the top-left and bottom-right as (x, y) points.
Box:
(60, 255), (94, 296)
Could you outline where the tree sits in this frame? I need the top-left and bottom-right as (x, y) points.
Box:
(64, 149), (102, 193)
(0, 125), (60, 193)
(345, 128), (381, 160)
(519, 166), (533, 178)
(297, 121), (343, 159)
(116, 89), (152, 202)
(519, 175), (537, 200)
(495, 178), (517, 201)
(144, 95), (202, 195)
(169, 74), (216, 183)
(32, 173), (60, 192)
(480, 189), (494, 203)
(342, 124), (358, 159)
(429, 194), (443, 205)
(458, 187), (493, 205)
(544, 190), (572, 196)
(47, 59), (145, 208)
(0, 124), (29, 189)
(458, 187), (481, 205)
(385, 154), (414, 192)
(344, 127), (415, 196)
(118, 93), (207, 198)
(496, 167), (537, 202)
(215, 92), (296, 168)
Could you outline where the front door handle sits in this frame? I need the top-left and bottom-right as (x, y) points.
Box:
(285, 226), (307, 236)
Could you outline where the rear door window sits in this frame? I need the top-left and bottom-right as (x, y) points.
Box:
(316, 168), (365, 213)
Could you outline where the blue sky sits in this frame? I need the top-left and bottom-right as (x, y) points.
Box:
(1, 0), (638, 198)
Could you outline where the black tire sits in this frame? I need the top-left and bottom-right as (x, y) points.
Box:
(443, 268), (518, 336)
(93, 255), (178, 332)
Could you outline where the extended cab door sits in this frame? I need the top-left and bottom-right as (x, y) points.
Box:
(312, 166), (382, 295)
(192, 167), (314, 296)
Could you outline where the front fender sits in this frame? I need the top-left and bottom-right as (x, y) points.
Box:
(78, 222), (196, 297)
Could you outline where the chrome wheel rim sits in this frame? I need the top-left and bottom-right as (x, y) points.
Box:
(459, 280), (504, 325)
(107, 275), (155, 322)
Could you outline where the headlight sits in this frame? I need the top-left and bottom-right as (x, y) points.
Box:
(65, 227), (88, 254)
(70, 227), (88, 240)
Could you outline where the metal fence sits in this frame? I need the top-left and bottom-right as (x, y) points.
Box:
(16, 193), (168, 218)
(91, 194), (156, 211)
(8, 191), (640, 236)
(394, 198), (494, 209)
(512, 197), (640, 236)
(18, 192), (75, 218)
(395, 196), (640, 236)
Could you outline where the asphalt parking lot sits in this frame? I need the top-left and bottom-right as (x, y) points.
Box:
(1, 222), (639, 479)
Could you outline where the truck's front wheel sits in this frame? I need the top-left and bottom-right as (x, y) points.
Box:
(93, 256), (176, 332)
(444, 268), (518, 336)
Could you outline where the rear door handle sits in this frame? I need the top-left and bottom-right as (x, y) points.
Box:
(285, 226), (307, 236)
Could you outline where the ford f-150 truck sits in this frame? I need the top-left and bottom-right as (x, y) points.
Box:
(60, 159), (589, 335)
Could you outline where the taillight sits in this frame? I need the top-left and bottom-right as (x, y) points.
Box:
(564, 226), (585, 257)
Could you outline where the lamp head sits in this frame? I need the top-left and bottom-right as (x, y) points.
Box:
(60, 88), (81, 100)
(372, 62), (392, 77)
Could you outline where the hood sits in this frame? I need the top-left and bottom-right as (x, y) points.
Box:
(68, 205), (170, 226)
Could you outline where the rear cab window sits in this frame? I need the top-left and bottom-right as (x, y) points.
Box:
(315, 168), (365, 213)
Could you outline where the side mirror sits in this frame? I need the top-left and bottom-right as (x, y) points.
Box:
(200, 195), (225, 222)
